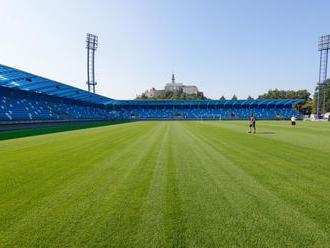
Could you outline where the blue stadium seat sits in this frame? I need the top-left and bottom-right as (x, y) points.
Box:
(0, 86), (302, 122)
(109, 105), (302, 120)
(0, 64), (303, 122)
(0, 86), (109, 121)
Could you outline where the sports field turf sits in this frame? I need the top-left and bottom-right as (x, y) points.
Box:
(0, 121), (330, 247)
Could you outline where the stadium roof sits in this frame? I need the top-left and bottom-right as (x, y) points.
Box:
(113, 99), (303, 106)
(0, 64), (114, 105)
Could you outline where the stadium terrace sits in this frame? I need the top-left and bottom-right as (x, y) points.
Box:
(0, 64), (302, 122)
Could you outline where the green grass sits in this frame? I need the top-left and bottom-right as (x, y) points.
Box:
(0, 121), (330, 247)
(0, 121), (128, 141)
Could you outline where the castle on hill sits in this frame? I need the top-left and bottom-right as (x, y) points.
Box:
(139, 74), (204, 99)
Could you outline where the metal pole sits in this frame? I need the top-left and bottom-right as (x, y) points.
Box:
(87, 42), (90, 92)
(317, 35), (330, 117)
(92, 49), (95, 93)
(317, 50), (322, 117)
(323, 85), (326, 114)
(322, 49), (328, 114)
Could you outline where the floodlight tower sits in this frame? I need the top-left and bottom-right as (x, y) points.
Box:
(86, 33), (98, 93)
(317, 34), (330, 117)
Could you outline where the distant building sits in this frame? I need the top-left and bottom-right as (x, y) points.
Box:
(143, 88), (162, 98)
(182, 85), (199, 95)
(140, 74), (202, 99)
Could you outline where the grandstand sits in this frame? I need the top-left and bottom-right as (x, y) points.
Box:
(110, 100), (302, 120)
(0, 64), (112, 122)
(0, 64), (303, 122)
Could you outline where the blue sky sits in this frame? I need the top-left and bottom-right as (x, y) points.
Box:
(0, 0), (329, 99)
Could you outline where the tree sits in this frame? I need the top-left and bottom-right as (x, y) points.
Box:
(313, 79), (330, 114)
(258, 89), (311, 101)
(300, 99), (313, 115)
(219, 96), (226, 100)
(231, 94), (238, 100)
(136, 89), (208, 100)
(257, 88), (312, 115)
(247, 96), (254, 100)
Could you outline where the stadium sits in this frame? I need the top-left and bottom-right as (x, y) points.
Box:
(1, 2), (330, 248)
(0, 64), (302, 123)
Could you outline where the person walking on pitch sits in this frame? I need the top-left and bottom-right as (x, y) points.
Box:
(291, 116), (296, 128)
(248, 115), (256, 133)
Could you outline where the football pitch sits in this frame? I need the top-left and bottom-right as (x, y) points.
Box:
(0, 121), (330, 247)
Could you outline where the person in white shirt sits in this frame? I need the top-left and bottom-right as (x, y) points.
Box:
(291, 116), (296, 127)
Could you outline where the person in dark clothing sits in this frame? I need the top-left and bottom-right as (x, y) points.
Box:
(248, 115), (256, 133)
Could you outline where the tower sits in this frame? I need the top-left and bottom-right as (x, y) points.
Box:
(171, 73), (175, 84)
(86, 33), (98, 93)
(317, 34), (330, 117)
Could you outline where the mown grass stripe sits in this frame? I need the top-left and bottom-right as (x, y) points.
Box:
(0, 121), (330, 247)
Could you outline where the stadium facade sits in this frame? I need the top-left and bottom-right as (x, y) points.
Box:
(0, 64), (302, 122)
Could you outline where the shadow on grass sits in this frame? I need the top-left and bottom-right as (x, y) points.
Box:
(0, 121), (130, 141)
(257, 131), (276, 135)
